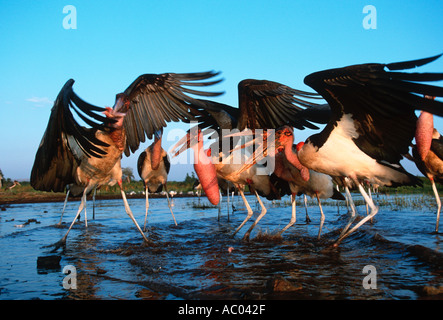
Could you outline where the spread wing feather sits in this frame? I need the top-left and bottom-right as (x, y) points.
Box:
(122, 71), (224, 156)
(30, 79), (115, 192)
(304, 54), (443, 164)
(236, 79), (324, 131)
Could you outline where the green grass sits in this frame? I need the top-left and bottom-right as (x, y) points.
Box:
(0, 179), (200, 203)
(1, 176), (442, 208)
(377, 176), (443, 195)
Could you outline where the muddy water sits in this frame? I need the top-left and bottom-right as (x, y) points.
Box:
(0, 193), (442, 300)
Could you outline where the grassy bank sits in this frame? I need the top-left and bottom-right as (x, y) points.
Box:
(0, 179), (199, 205)
(1, 176), (441, 205)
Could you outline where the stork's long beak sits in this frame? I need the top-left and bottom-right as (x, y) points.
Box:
(224, 129), (274, 153)
(171, 125), (218, 157)
(229, 129), (280, 176)
(171, 127), (201, 157)
(113, 93), (130, 113)
(171, 132), (192, 157)
(103, 107), (126, 129)
(223, 130), (254, 138)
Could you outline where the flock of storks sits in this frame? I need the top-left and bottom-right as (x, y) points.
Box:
(30, 54), (443, 249)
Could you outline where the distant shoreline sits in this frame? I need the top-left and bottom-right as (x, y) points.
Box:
(0, 192), (198, 206)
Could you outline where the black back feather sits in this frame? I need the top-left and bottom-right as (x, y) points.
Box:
(304, 54), (443, 164)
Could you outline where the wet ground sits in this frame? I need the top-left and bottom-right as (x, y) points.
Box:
(1, 192), (443, 300)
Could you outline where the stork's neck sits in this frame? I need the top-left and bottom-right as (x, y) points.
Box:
(416, 111), (434, 160)
(103, 107), (126, 151)
(151, 136), (163, 170)
(191, 133), (219, 205)
(283, 141), (310, 181)
(109, 128), (126, 152)
(274, 153), (293, 182)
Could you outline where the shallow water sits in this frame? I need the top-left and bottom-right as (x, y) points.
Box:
(0, 192), (442, 300)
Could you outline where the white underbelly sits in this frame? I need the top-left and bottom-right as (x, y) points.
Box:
(302, 134), (376, 178)
(298, 115), (411, 186)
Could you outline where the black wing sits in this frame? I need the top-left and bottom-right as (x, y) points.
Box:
(304, 54), (443, 164)
(431, 137), (443, 161)
(122, 71), (224, 156)
(236, 79), (324, 131)
(164, 153), (171, 175)
(30, 79), (115, 192)
(295, 103), (331, 125)
(137, 150), (147, 180)
(185, 99), (240, 132)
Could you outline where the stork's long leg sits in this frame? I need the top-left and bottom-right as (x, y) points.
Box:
(218, 189), (222, 221)
(231, 190), (235, 213)
(336, 185), (341, 215)
(227, 184), (230, 222)
(232, 188), (254, 236)
(92, 187), (96, 220)
(339, 184), (357, 238)
(430, 178), (441, 233)
(317, 193), (325, 239)
(143, 185), (150, 232)
(335, 183), (378, 245)
(243, 190), (267, 241)
(363, 184), (374, 223)
(164, 184), (177, 226)
(304, 194), (311, 223)
(58, 189), (70, 225)
(119, 181), (153, 245)
(368, 184), (374, 224)
(278, 193), (296, 236)
(48, 185), (91, 250)
(84, 201), (88, 228)
(62, 190), (87, 241)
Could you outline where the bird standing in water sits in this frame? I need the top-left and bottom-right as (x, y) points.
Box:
(272, 147), (344, 238)
(172, 79), (325, 240)
(408, 96), (443, 233)
(236, 54), (443, 244)
(31, 72), (223, 249)
(137, 133), (176, 231)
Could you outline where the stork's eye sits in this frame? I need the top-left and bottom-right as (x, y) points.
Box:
(284, 131), (292, 136)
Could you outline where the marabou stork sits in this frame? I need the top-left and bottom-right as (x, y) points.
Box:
(237, 54), (443, 244)
(408, 96), (443, 232)
(31, 72), (223, 248)
(137, 134), (176, 231)
(172, 79), (327, 240)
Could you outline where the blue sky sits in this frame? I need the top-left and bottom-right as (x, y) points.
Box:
(1, 0), (442, 182)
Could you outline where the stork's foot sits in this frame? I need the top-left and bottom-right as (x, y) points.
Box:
(242, 233), (251, 242)
(43, 237), (67, 253)
(338, 215), (357, 239)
